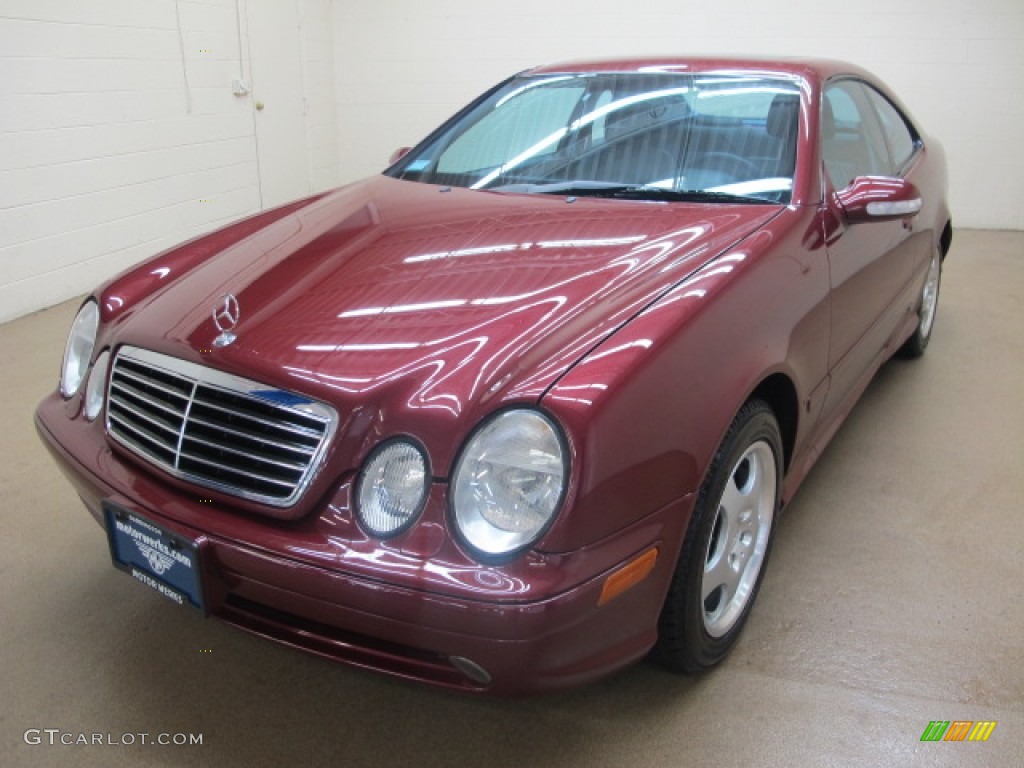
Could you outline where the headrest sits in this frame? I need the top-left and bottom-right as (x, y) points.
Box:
(767, 93), (800, 140)
(820, 97), (836, 140)
(604, 94), (690, 142)
(604, 102), (656, 142)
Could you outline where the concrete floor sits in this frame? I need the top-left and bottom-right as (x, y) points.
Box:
(1, 229), (1021, 767)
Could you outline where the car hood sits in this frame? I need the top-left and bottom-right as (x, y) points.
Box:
(106, 175), (780, 474)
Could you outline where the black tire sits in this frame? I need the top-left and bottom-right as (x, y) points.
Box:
(898, 247), (942, 359)
(653, 399), (783, 674)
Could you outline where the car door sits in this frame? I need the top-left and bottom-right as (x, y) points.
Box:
(819, 79), (920, 419)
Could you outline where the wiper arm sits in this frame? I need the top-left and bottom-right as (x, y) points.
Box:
(605, 187), (772, 204)
(530, 182), (771, 204)
(513, 180), (633, 195)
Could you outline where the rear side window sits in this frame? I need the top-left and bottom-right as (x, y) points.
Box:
(864, 86), (919, 173)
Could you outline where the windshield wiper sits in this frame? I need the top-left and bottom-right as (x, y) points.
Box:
(609, 187), (773, 204)
(528, 182), (771, 204)
(602, 186), (770, 204)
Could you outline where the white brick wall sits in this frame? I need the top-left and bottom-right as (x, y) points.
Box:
(300, 0), (340, 194)
(333, 0), (1024, 232)
(0, 0), (339, 324)
(1, 0), (1019, 323)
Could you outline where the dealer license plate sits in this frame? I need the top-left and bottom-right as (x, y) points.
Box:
(104, 502), (205, 611)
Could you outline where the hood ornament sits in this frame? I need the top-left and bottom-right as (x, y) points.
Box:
(212, 293), (240, 348)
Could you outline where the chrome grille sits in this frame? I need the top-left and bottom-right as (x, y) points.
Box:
(106, 347), (336, 507)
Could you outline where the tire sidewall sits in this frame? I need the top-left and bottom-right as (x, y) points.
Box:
(676, 402), (783, 667)
(919, 255), (942, 348)
(900, 247), (943, 358)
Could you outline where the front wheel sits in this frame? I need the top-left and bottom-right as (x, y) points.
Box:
(653, 399), (782, 674)
(898, 247), (942, 358)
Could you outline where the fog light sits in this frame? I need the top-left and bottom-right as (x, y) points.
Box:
(449, 656), (492, 686)
(356, 440), (428, 537)
(84, 349), (110, 421)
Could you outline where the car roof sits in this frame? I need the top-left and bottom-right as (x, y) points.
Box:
(524, 56), (873, 84)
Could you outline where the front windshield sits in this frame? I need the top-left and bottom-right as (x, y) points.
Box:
(387, 72), (802, 204)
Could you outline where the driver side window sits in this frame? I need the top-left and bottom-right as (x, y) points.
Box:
(821, 81), (890, 190)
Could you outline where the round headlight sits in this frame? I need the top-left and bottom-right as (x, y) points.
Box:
(452, 409), (568, 559)
(60, 301), (99, 398)
(84, 349), (110, 421)
(356, 440), (429, 537)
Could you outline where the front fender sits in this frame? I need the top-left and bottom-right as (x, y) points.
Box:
(537, 206), (830, 552)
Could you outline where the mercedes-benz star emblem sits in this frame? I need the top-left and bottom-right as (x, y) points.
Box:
(212, 293), (240, 348)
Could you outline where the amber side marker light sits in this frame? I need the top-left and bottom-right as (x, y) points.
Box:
(598, 548), (659, 607)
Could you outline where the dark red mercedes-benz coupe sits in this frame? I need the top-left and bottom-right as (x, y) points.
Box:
(36, 57), (950, 694)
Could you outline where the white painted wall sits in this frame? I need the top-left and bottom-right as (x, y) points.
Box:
(333, 0), (1024, 232)
(0, 0), (339, 324)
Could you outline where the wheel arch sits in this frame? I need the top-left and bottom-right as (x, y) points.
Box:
(939, 219), (953, 260)
(747, 373), (799, 474)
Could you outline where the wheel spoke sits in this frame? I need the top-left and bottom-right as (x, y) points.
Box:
(702, 547), (736, 602)
(701, 439), (777, 638)
(719, 475), (747, 519)
(920, 253), (940, 337)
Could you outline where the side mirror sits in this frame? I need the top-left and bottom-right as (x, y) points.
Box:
(835, 176), (922, 223)
(388, 147), (412, 165)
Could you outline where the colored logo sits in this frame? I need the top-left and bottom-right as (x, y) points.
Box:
(212, 293), (240, 348)
(920, 721), (996, 742)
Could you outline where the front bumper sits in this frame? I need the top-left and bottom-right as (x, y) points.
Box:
(35, 393), (691, 694)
